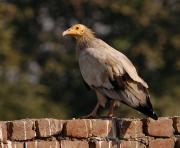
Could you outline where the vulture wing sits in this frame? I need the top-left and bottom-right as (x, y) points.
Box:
(78, 39), (157, 119)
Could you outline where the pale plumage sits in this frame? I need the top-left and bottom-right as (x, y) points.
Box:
(63, 24), (157, 120)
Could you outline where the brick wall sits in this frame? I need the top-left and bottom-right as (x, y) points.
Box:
(0, 117), (180, 148)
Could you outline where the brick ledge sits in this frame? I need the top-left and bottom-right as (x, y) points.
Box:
(0, 117), (179, 148)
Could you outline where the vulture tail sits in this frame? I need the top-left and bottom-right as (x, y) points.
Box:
(113, 77), (158, 120)
(135, 100), (158, 120)
(123, 80), (158, 120)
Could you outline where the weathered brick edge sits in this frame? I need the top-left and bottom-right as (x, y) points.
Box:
(0, 117), (179, 148)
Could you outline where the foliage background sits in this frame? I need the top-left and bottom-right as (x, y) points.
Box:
(0, 0), (179, 120)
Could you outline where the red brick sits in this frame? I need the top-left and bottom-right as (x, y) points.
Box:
(175, 138), (180, 148)
(61, 140), (88, 148)
(65, 119), (91, 138)
(119, 140), (146, 148)
(0, 122), (7, 142)
(94, 141), (112, 148)
(65, 119), (116, 138)
(36, 118), (64, 137)
(90, 119), (115, 138)
(0, 141), (24, 148)
(149, 139), (174, 148)
(25, 140), (60, 148)
(10, 119), (36, 140)
(145, 117), (174, 137)
(173, 117), (180, 134)
(91, 141), (119, 148)
(117, 118), (144, 138)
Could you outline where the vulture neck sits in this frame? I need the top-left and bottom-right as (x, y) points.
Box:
(76, 30), (95, 56)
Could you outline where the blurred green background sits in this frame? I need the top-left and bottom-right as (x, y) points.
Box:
(0, 0), (179, 120)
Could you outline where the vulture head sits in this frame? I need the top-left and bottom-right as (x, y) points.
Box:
(62, 24), (94, 40)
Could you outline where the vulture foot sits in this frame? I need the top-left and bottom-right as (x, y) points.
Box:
(80, 102), (100, 119)
(104, 100), (116, 118)
(81, 113), (97, 119)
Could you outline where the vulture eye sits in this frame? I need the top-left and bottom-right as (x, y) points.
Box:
(75, 26), (79, 30)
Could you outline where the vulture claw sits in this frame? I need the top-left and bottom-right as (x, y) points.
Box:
(80, 113), (97, 119)
(104, 100), (116, 118)
(80, 102), (100, 119)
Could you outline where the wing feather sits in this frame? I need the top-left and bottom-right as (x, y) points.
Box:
(96, 39), (148, 88)
(78, 38), (157, 119)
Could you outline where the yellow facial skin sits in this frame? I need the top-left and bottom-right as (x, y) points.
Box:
(62, 24), (85, 38)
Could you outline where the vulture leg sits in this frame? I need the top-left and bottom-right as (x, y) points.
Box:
(106, 100), (116, 117)
(81, 91), (107, 118)
(81, 102), (100, 118)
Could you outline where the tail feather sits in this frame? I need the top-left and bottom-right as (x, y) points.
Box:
(136, 104), (158, 120)
(119, 78), (158, 120)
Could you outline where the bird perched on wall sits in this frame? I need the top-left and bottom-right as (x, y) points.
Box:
(63, 24), (158, 120)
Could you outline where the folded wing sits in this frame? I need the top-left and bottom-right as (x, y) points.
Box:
(78, 42), (157, 119)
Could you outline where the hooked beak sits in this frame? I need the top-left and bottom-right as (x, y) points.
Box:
(62, 28), (76, 37)
(62, 30), (69, 36)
